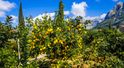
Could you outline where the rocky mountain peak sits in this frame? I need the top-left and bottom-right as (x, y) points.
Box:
(96, 2), (124, 31)
(115, 2), (123, 11)
(105, 2), (124, 19)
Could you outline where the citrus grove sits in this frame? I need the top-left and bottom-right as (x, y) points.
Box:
(0, 0), (124, 68)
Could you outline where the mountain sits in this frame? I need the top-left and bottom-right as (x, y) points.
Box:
(96, 2), (124, 31)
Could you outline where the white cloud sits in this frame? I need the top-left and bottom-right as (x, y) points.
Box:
(0, 0), (15, 11)
(0, 0), (15, 17)
(10, 15), (18, 23)
(64, 11), (70, 15)
(34, 12), (55, 20)
(85, 13), (106, 21)
(71, 1), (87, 17)
(0, 11), (5, 17)
(34, 11), (70, 20)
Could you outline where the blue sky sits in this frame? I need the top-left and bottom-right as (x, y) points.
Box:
(0, 0), (124, 23)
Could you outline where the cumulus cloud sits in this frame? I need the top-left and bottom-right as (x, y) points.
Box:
(64, 11), (70, 15)
(34, 1), (88, 20)
(10, 15), (18, 23)
(34, 11), (70, 20)
(0, 0), (15, 17)
(0, 11), (5, 17)
(34, 12), (55, 20)
(0, 0), (15, 11)
(71, 1), (87, 17)
(85, 13), (106, 22)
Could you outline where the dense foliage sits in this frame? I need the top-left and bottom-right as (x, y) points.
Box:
(0, 1), (124, 68)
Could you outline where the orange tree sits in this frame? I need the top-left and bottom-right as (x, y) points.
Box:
(82, 29), (124, 67)
(26, 1), (88, 67)
(27, 16), (86, 60)
(27, 0), (86, 61)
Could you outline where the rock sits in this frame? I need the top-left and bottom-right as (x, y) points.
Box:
(105, 2), (124, 20)
(96, 2), (124, 30)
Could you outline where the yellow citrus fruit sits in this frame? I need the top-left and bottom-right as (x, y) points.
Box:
(59, 40), (63, 44)
(54, 39), (58, 44)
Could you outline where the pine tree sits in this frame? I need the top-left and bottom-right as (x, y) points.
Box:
(56, 0), (64, 26)
(18, 1), (29, 67)
(18, 1), (25, 31)
(58, 0), (64, 21)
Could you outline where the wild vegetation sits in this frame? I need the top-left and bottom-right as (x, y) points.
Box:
(0, 1), (124, 68)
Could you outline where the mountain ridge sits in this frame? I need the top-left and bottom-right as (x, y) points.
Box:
(96, 2), (124, 31)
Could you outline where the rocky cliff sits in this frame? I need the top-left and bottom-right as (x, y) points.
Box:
(96, 2), (124, 31)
